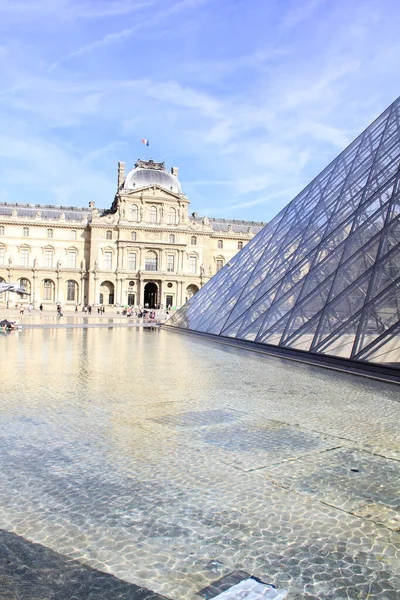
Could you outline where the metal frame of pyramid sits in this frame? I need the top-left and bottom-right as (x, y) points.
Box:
(165, 97), (400, 382)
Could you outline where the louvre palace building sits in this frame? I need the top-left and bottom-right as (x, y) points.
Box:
(0, 159), (264, 309)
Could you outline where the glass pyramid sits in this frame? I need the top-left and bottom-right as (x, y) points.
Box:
(166, 97), (400, 374)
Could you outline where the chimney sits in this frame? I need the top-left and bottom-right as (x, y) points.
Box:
(171, 166), (179, 177)
(118, 161), (125, 188)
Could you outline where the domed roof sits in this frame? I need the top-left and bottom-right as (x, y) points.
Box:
(124, 159), (182, 194)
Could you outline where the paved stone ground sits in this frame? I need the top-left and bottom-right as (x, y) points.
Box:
(0, 327), (399, 600)
(0, 529), (170, 600)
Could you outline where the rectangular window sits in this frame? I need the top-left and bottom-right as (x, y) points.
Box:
(70, 230), (77, 240)
(23, 227), (29, 237)
(21, 248), (29, 266)
(166, 294), (173, 308)
(104, 251), (112, 269)
(47, 229), (53, 238)
(68, 250), (77, 268)
(238, 241), (243, 250)
(167, 254), (175, 272)
(0, 226), (4, 235)
(189, 256), (197, 273)
(44, 250), (53, 267)
(0, 247), (4, 265)
(128, 252), (137, 270)
(44, 280), (52, 300)
(216, 259), (224, 272)
(67, 281), (76, 302)
(145, 257), (157, 271)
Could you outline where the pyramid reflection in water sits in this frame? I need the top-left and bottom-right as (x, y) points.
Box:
(166, 98), (400, 371)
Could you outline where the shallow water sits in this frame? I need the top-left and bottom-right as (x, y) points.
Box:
(0, 327), (399, 599)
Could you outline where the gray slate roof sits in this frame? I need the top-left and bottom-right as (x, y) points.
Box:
(193, 216), (265, 234)
(0, 203), (90, 222)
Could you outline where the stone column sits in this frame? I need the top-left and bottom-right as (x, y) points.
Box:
(80, 275), (85, 304)
(114, 275), (119, 307)
(159, 279), (164, 308)
(137, 272), (143, 307)
(119, 277), (124, 305)
(31, 270), (37, 309)
(93, 274), (99, 305)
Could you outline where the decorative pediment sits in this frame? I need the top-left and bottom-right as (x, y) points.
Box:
(120, 185), (182, 201)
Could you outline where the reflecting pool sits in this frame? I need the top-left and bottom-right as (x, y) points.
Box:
(0, 327), (399, 599)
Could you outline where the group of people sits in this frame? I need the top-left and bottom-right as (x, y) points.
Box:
(78, 305), (105, 314)
(123, 307), (157, 320)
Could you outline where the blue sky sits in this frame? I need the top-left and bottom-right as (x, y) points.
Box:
(0, 0), (399, 222)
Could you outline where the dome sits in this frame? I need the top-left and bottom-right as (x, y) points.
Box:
(124, 160), (182, 194)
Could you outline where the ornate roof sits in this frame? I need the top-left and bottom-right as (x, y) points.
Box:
(0, 203), (89, 222)
(124, 159), (182, 194)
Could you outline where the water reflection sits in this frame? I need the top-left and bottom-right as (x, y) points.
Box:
(0, 328), (399, 599)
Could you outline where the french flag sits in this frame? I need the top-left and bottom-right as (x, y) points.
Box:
(142, 138), (150, 146)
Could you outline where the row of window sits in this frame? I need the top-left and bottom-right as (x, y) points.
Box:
(0, 277), (79, 302)
(0, 226), (245, 251)
(0, 248), (78, 268)
(129, 205), (179, 224)
(0, 246), (226, 273)
(0, 226), (79, 239)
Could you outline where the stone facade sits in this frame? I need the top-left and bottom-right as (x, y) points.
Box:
(0, 159), (264, 309)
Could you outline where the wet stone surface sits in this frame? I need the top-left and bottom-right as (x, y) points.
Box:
(0, 327), (399, 600)
(0, 528), (170, 600)
(264, 448), (400, 526)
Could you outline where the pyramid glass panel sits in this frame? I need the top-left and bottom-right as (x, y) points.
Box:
(166, 97), (400, 375)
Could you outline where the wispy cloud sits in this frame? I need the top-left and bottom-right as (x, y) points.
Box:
(1, 0), (400, 220)
(64, 0), (211, 60)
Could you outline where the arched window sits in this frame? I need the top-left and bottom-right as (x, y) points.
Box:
(43, 279), (55, 301)
(191, 236), (197, 245)
(23, 227), (29, 237)
(145, 251), (158, 271)
(216, 258), (224, 272)
(169, 234), (175, 243)
(238, 241), (243, 250)
(149, 206), (157, 223)
(106, 230), (112, 240)
(19, 278), (31, 294)
(131, 231), (137, 241)
(168, 207), (176, 224)
(218, 239), (223, 249)
(66, 280), (78, 302)
(131, 204), (139, 221)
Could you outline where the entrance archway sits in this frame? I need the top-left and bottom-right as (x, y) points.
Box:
(186, 284), (199, 301)
(144, 282), (158, 308)
(99, 281), (115, 305)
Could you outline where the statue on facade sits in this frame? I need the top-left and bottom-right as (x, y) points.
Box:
(200, 264), (205, 276)
(56, 259), (62, 270)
